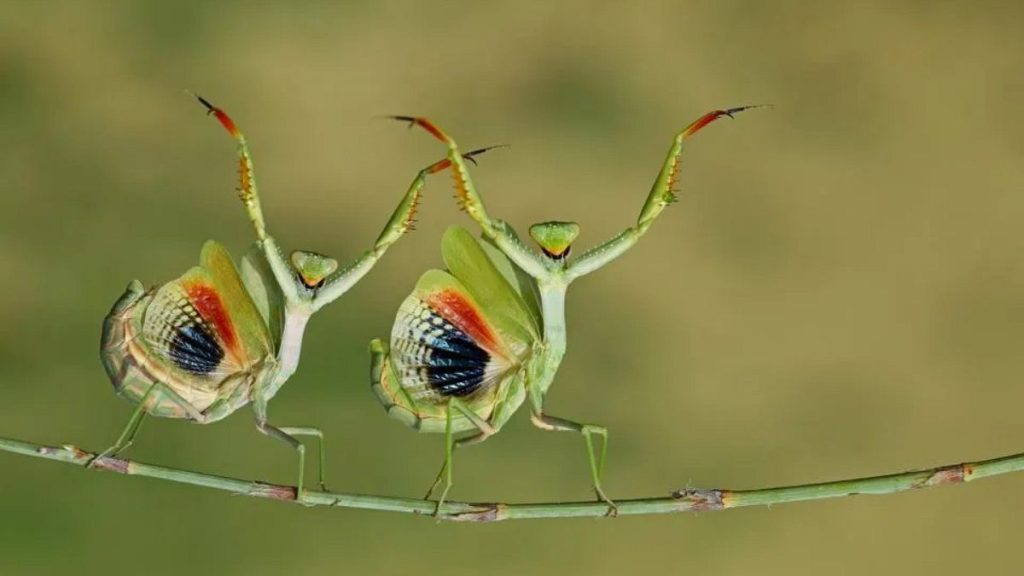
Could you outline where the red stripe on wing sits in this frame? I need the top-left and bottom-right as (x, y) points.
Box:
(426, 289), (505, 359)
(185, 282), (241, 360)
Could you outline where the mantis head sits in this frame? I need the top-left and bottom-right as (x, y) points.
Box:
(529, 221), (580, 262)
(290, 250), (339, 289)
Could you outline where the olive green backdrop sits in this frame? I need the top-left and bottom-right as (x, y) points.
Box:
(2, 1), (1023, 574)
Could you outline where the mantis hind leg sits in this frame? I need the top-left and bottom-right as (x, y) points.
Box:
(424, 403), (456, 513)
(255, 421), (331, 502)
(88, 382), (161, 467)
(253, 400), (328, 502)
(424, 398), (495, 516)
(279, 426), (327, 492)
(530, 411), (616, 515)
(89, 396), (149, 467)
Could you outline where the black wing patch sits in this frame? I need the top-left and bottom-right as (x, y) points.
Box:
(169, 324), (225, 375)
(142, 282), (232, 381)
(421, 319), (489, 397)
(392, 298), (495, 399)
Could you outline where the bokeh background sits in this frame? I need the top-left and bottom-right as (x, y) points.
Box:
(3, 1), (1024, 574)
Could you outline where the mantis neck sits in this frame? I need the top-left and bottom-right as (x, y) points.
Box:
(537, 280), (568, 393)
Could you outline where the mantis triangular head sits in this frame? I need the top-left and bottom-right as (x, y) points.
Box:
(289, 250), (339, 289)
(528, 221), (580, 261)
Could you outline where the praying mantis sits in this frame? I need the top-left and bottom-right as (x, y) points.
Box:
(97, 96), (476, 501)
(371, 107), (758, 514)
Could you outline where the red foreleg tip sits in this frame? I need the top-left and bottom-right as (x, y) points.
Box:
(684, 104), (769, 137)
(192, 93), (240, 138)
(683, 112), (723, 137)
(387, 115), (450, 144)
(425, 158), (454, 175)
(212, 109), (241, 138)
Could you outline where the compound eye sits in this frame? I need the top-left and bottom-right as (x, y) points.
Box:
(290, 251), (339, 289)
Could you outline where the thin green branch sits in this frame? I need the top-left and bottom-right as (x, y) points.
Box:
(1, 436), (1021, 522)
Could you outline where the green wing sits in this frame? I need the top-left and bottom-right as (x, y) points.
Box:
(478, 232), (542, 328)
(239, 243), (284, 352)
(197, 241), (273, 359)
(441, 226), (540, 346)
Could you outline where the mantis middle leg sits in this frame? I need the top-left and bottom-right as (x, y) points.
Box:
(425, 397), (496, 516)
(528, 385), (616, 513)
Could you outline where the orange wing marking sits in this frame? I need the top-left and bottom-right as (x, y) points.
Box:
(184, 282), (242, 362)
(426, 290), (505, 360)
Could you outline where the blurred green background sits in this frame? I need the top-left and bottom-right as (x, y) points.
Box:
(2, 1), (1024, 574)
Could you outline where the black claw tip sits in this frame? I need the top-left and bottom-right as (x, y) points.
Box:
(192, 93), (216, 115)
(724, 104), (773, 118)
(462, 144), (509, 165)
(385, 115), (418, 128)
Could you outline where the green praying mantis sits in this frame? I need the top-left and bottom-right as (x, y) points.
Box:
(97, 97), (755, 510)
(96, 97), (493, 501)
(371, 108), (757, 514)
